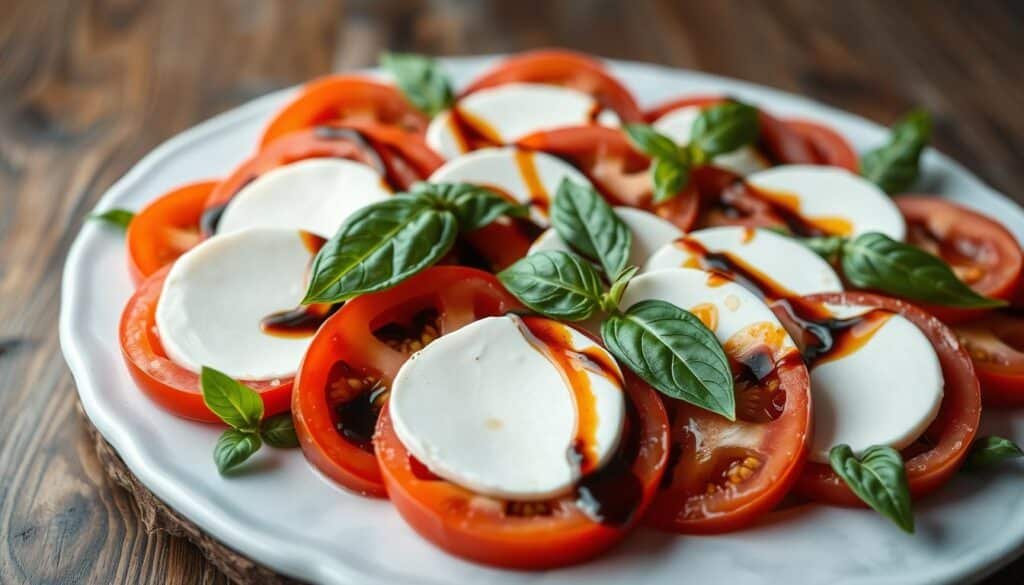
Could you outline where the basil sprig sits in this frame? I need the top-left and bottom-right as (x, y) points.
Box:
(303, 183), (520, 304)
(380, 52), (454, 117)
(201, 367), (299, 474)
(965, 436), (1024, 471)
(90, 208), (135, 231)
(624, 100), (759, 203)
(830, 444), (914, 533)
(861, 109), (932, 194)
(803, 232), (1005, 308)
(499, 182), (735, 419)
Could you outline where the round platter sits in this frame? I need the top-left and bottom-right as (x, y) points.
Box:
(60, 56), (1024, 585)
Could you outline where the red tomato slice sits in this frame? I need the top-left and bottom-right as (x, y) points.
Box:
(516, 125), (701, 231)
(783, 119), (859, 172)
(793, 292), (981, 505)
(646, 322), (811, 534)
(461, 49), (643, 122)
(896, 195), (1023, 323)
(260, 76), (428, 147)
(375, 319), (668, 569)
(119, 267), (292, 422)
(955, 313), (1024, 406)
(292, 267), (522, 497)
(126, 180), (217, 286)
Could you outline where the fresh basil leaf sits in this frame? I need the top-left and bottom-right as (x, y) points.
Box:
(601, 300), (735, 419)
(965, 436), (1024, 470)
(602, 266), (639, 312)
(214, 429), (262, 474)
(260, 413), (300, 449)
(651, 157), (689, 204)
(550, 179), (632, 279)
(90, 208), (135, 231)
(380, 52), (454, 117)
(414, 182), (526, 232)
(498, 251), (605, 321)
(802, 236), (846, 264)
(690, 100), (760, 158)
(623, 123), (681, 161)
(201, 366), (264, 432)
(829, 444), (914, 533)
(860, 109), (932, 194)
(841, 232), (1005, 308)
(304, 197), (457, 303)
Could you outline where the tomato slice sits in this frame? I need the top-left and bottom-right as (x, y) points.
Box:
(516, 125), (701, 231)
(292, 267), (522, 497)
(203, 124), (443, 233)
(260, 76), (428, 147)
(646, 323), (811, 534)
(461, 49), (643, 123)
(375, 324), (668, 568)
(126, 180), (217, 286)
(896, 195), (1022, 323)
(783, 119), (859, 172)
(793, 292), (981, 505)
(119, 267), (292, 422)
(955, 313), (1024, 406)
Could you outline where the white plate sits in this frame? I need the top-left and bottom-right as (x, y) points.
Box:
(60, 57), (1024, 585)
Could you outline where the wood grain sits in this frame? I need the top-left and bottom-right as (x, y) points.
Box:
(1, 0), (1022, 583)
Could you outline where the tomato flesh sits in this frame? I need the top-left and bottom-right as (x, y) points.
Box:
(126, 180), (217, 286)
(955, 313), (1024, 406)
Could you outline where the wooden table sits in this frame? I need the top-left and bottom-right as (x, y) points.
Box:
(2, 0), (1022, 583)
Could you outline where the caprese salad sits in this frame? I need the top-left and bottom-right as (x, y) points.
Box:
(92, 49), (1024, 570)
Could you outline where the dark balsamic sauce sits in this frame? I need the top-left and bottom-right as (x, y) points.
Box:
(260, 233), (334, 338)
(313, 125), (387, 175)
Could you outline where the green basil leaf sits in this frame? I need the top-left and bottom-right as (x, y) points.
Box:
(690, 100), (760, 158)
(200, 366), (264, 432)
(601, 299), (735, 419)
(414, 182), (527, 232)
(380, 52), (454, 117)
(303, 197), (457, 303)
(260, 413), (300, 449)
(860, 109), (932, 194)
(498, 251), (605, 321)
(602, 265), (639, 312)
(829, 444), (914, 533)
(841, 232), (1005, 308)
(651, 157), (689, 204)
(965, 436), (1024, 470)
(623, 123), (681, 161)
(214, 429), (262, 474)
(802, 236), (846, 264)
(550, 179), (632, 279)
(90, 208), (135, 231)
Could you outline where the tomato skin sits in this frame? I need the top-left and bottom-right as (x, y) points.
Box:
(292, 267), (523, 497)
(795, 292), (981, 506)
(954, 313), (1024, 406)
(260, 76), (428, 148)
(374, 362), (668, 569)
(896, 195), (1023, 324)
(126, 180), (217, 286)
(783, 119), (859, 172)
(119, 267), (292, 422)
(461, 49), (643, 122)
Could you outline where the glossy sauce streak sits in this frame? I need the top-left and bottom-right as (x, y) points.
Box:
(313, 126), (387, 175)
(689, 303), (719, 331)
(773, 298), (893, 366)
(514, 149), (550, 214)
(679, 237), (798, 301)
(448, 106), (502, 154)
(747, 185), (853, 237)
(199, 202), (230, 237)
(260, 233), (334, 338)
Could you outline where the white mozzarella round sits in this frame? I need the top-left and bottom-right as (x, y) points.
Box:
(529, 207), (683, 268)
(428, 146), (591, 226)
(807, 304), (944, 462)
(217, 158), (391, 238)
(745, 165), (906, 239)
(642, 226), (844, 297)
(653, 105), (768, 176)
(155, 228), (315, 381)
(389, 315), (625, 500)
(427, 83), (601, 159)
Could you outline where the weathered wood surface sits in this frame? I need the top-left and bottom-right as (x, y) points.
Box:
(1, 0), (1022, 583)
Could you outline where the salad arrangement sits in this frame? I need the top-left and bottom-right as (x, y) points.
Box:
(93, 49), (1024, 569)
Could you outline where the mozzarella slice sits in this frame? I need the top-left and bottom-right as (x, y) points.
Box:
(745, 165), (906, 239)
(807, 304), (943, 462)
(428, 146), (592, 226)
(427, 83), (603, 159)
(156, 228), (315, 380)
(653, 105), (768, 176)
(217, 158), (391, 238)
(642, 226), (843, 298)
(389, 315), (625, 500)
(530, 207), (683, 268)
